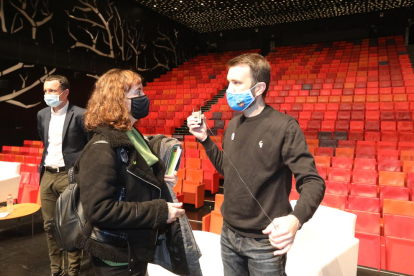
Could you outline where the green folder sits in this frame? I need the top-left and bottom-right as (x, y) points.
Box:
(166, 145), (182, 175)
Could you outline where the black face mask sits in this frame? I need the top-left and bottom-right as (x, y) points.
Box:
(131, 95), (150, 119)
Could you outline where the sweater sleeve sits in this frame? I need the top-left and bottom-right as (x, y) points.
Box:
(200, 136), (225, 177)
(281, 119), (326, 225)
(78, 143), (168, 230)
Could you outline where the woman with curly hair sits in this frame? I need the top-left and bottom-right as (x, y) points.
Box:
(74, 69), (185, 276)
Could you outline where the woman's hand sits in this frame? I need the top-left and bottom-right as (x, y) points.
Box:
(167, 202), (185, 223)
(164, 171), (178, 187)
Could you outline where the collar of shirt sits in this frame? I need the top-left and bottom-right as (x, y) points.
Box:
(51, 102), (69, 116)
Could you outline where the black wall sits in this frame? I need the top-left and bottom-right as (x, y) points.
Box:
(0, 0), (198, 147)
(200, 8), (414, 54)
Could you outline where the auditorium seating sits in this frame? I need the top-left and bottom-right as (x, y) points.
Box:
(4, 36), (414, 274)
(137, 49), (260, 135)
(273, 36), (414, 274)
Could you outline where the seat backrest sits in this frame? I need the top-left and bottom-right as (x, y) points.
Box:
(314, 156), (331, 167)
(384, 214), (414, 240)
(214, 194), (224, 212)
(331, 157), (353, 169)
(346, 209), (381, 235)
(379, 186), (410, 202)
(379, 171), (405, 187)
(347, 195), (381, 213)
(383, 199), (414, 217)
(328, 168), (352, 183)
(320, 193), (347, 210)
(324, 181), (348, 196)
(377, 159), (401, 172)
(353, 158), (376, 171)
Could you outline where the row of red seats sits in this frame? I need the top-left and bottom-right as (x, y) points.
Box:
(23, 140), (43, 148)
(269, 102), (414, 111)
(315, 156), (414, 172)
(265, 95), (414, 104)
(271, 80), (414, 90)
(293, 111), (414, 121)
(0, 154), (42, 164)
(315, 166), (411, 187)
(298, 120), (414, 132)
(271, 74), (414, 85)
(310, 140), (414, 150)
(309, 146), (414, 159)
(1, 146), (44, 155)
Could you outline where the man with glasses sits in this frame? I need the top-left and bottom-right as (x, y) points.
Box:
(37, 75), (89, 276)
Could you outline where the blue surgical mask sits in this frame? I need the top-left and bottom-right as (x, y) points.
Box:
(226, 83), (259, 112)
(44, 91), (64, 107)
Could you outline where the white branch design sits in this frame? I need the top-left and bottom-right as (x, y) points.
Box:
(113, 6), (125, 60)
(153, 27), (178, 66)
(0, 65), (56, 108)
(67, 0), (114, 58)
(9, 0), (53, 39)
(151, 49), (169, 71)
(0, 62), (33, 76)
(11, 13), (23, 33)
(86, 73), (99, 79)
(125, 22), (148, 72)
(0, 0), (6, 32)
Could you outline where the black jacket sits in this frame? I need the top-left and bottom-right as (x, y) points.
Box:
(37, 103), (89, 176)
(74, 127), (170, 263)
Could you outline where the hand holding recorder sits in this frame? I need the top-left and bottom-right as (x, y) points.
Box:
(187, 113), (208, 142)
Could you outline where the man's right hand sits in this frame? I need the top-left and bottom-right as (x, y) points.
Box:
(187, 114), (208, 142)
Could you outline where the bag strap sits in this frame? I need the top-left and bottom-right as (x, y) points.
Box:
(68, 140), (109, 184)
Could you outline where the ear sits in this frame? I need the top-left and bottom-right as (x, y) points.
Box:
(254, 82), (266, 97)
(62, 89), (69, 100)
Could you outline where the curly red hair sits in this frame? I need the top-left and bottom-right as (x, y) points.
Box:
(84, 69), (141, 131)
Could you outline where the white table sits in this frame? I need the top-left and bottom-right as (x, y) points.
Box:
(148, 203), (359, 276)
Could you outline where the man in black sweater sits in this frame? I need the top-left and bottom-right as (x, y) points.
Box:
(187, 53), (325, 276)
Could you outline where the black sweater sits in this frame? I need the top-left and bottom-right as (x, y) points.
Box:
(201, 105), (325, 238)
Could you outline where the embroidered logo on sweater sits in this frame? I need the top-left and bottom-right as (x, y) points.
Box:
(259, 141), (263, 148)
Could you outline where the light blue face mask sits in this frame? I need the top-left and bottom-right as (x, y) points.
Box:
(226, 83), (259, 112)
(44, 91), (64, 107)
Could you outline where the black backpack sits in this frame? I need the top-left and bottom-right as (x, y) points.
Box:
(47, 166), (86, 252)
(47, 140), (123, 252)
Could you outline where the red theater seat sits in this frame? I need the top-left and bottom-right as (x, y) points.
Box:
(347, 195), (381, 213)
(346, 210), (381, 269)
(320, 193), (347, 210)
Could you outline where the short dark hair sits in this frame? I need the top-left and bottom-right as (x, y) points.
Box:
(227, 53), (271, 98)
(45, 75), (70, 90)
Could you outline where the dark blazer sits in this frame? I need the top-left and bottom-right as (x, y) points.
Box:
(37, 103), (90, 176)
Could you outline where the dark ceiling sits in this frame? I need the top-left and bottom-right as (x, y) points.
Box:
(136, 0), (414, 33)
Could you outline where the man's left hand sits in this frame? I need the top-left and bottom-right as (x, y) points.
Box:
(262, 215), (300, 255)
